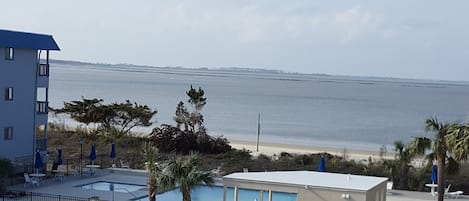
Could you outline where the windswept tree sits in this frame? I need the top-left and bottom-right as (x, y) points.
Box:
(175, 85), (207, 134)
(143, 142), (162, 201)
(173, 86), (209, 145)
(174, 101), (190, 131)
(160, 152), (213, 201)
(409, 117), (462, 201)
(52, 98), (157, 138)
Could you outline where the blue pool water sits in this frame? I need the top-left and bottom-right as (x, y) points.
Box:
(77, 181), (146, 193)
(134, 186), (297, 201)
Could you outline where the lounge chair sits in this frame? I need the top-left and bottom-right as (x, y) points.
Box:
(23, 173), (38, 188)
(387, 181), (393, 194)
(120, 160), (130, 168)
(51, 162), (64, 181)
(211, 166), (222, 177)
(444, 184), (464, 199)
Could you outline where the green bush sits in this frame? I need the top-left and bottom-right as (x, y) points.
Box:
(150, 124), (231, 155)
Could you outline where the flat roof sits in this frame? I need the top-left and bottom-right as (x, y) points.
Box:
(223, 171), (388, 191)
(0, 29), (60, 50)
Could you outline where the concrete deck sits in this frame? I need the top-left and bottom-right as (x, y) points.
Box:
(388, 189), (468, 201)
(9, 168), (149, 200)
(6, 168), (468, 201)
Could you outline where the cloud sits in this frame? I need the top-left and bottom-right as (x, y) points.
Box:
(334, 5), (377, 42)
(225, 4), (381, 44)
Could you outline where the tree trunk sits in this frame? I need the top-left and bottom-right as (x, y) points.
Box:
(400, 165), (409, 190)
(148, 179), (156, 201)
(437, 154), (446, 201)
(182, 186), (191, 201)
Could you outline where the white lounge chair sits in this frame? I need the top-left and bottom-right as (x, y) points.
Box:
(24, 173), (38, 188)
(120, 160), (130, 168)
(444, 184), (464, 199)
(387, 181), (393, 194)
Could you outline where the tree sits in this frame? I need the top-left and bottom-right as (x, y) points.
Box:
(408, 117), (460, 201)
(448, 123), (469, 161)
(175, 86), (207, 135)
(143, 142), (161, 201)
(160, 152), (213, 201)
(52, 98), (157, 138)
(387, 141), (413, 190)
(186, 85), (207, 113)
(174, 101), (190, 131)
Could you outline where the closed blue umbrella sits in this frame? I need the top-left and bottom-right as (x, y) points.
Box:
(110, 143), (116, 166)
(431, 164), (437, 184)
(57, 148), (63, 165)
(89, 145), (96, 164)
(34, 151), (42, 172)
(318, 155), (326, 172)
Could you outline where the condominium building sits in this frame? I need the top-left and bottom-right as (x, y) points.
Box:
(0, 29), (60, 171)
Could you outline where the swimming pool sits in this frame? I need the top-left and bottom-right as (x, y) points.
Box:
(133, 186), (297, 201)
(77, 181), (146, 193)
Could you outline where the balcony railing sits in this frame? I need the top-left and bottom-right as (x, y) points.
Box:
(36, 138), (47, 152)
(38, 63), (49, 76)
(37, 101), (48, 114)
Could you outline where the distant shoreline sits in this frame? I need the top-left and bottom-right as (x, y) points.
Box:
(50, 59), (469, 84)
(229, 139), (395, 161)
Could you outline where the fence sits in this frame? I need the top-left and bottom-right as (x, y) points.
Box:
(0, 191), (103, 201)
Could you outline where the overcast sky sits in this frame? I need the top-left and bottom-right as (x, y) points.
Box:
(2, 1), (469, 81)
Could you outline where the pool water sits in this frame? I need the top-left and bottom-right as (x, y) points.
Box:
(134, 186), (297, 201)
(77, 181), (146, 193)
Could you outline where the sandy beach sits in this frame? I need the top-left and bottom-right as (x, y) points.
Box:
(229, 139), (394, 161)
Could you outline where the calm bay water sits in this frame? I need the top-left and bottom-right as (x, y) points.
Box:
(48, 62), (469, 151)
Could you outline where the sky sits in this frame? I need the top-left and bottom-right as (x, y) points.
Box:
(1, 1), (469, 81)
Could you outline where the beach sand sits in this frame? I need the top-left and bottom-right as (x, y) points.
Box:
(229, 139), (394, 162)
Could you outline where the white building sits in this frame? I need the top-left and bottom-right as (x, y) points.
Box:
(0, 29), (60, 172)
(223, 171), (388, 201)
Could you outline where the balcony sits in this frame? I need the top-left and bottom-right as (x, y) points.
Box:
(36, 64), (50, 87)
(36, 101), (48, 114)
(36, 138), (47, 152)
(38, 64), (49, 76)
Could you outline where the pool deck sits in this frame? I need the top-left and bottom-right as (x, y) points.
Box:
(7, 168), (468, 201)
(9, 168), (150, 200)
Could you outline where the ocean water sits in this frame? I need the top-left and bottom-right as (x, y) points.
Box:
(48, 62), (469, 151)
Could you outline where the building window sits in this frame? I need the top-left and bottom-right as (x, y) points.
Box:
(4, 127), (13, 140)
(5, 47), (14, 60)
(5, 87), (13, 100)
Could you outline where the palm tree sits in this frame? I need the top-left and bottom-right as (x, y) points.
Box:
(448, 123), (469, 161)
(388, 141), (412, 190)
(160, 152), (213, 201)
(143, 142), (161, 201)
(408, 117), (460, 201)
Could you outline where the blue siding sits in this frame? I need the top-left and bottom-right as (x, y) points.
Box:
(0, 48), (38, 160)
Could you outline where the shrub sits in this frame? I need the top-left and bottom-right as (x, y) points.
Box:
(150, 124), (231, 154)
